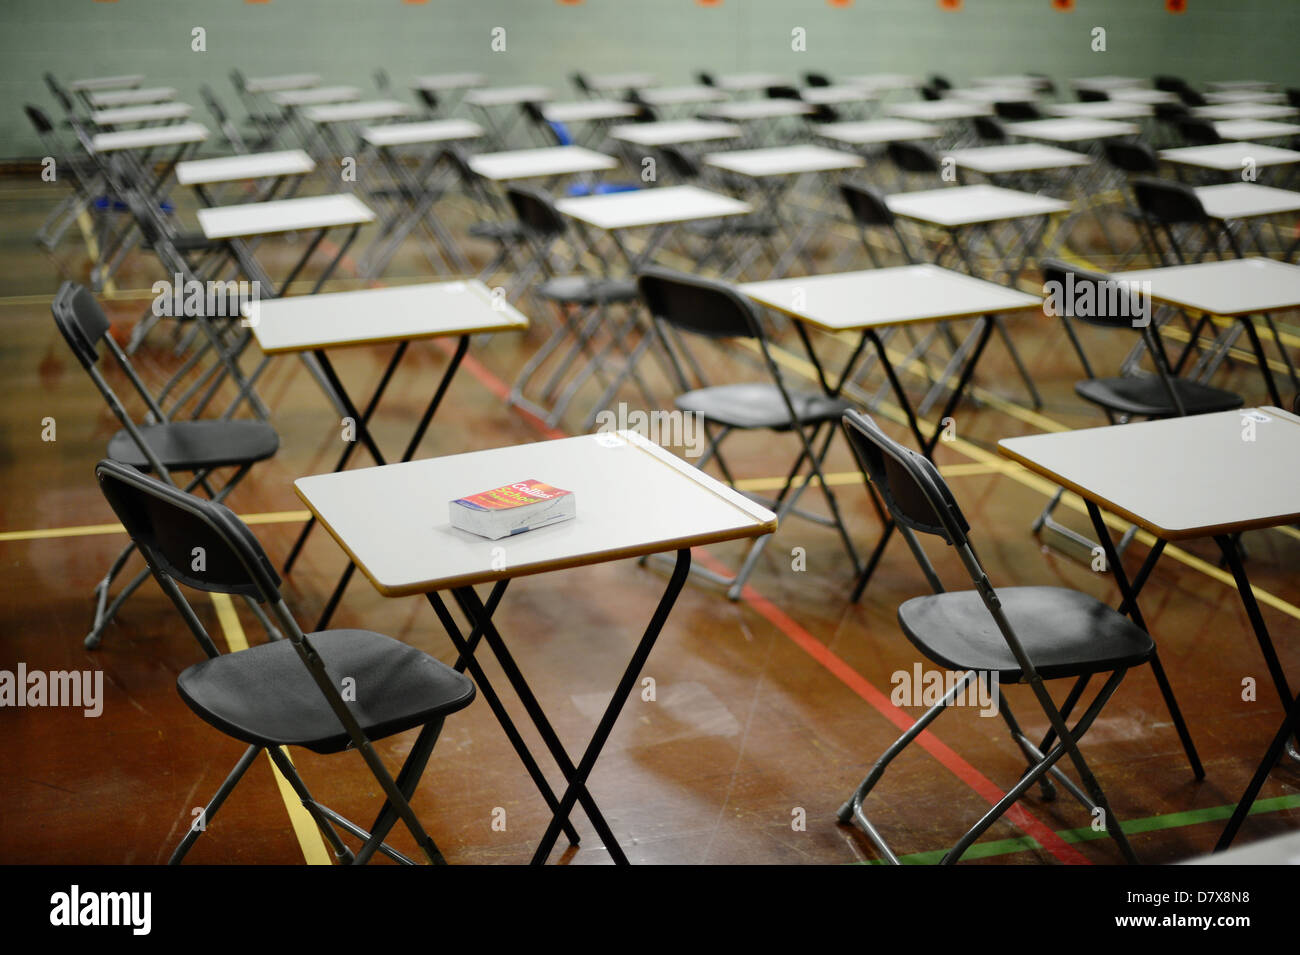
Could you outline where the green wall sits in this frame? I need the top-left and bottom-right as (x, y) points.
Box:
(3, 0), (1299, 160)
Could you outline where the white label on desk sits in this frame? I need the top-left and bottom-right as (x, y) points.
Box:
(592, 432), (625, 448)
(1240, 410), (1272, 423)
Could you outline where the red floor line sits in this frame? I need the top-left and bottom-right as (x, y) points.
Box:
(432, 325), (1091, 865)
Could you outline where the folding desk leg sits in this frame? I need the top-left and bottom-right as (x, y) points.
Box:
(922, 317), (995, 458)
(1214, 535), (1296, 715)
(1086, 503), (1204, 779)
(1215, 688), (1300, 851)
(530, 548), (692, 865)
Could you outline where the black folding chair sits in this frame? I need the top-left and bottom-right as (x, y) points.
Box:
(836, 409), (1165, 864)
(993, 100), (1043, 122)
(94, 459), (475, 865)
(972, 115), (1008, 143)
(1134, 177), (1241, 264)
(504, 184), (647, 429)
(636, 266), (862, 599)
(1031, 259), (1243, 554)
(52, 282), (280, 649)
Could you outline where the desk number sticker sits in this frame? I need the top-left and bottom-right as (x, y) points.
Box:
(593, 432), (625, 448)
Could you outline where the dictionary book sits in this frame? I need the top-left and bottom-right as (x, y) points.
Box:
(449, 480), (576, 540)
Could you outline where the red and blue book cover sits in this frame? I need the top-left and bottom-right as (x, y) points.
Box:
(449, 480), (576, 539)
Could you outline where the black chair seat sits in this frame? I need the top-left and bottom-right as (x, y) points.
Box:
(468, 221), (526, 241)
(1076, 374), (1243, 418)
(108, 419), (279, 471)
(898, 586), (1155, 683)
(177, 629), (476, 755)
(676, 383), (855, 431)
(536, 275), (638, 305)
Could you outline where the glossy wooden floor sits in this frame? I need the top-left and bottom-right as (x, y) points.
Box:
(2, 167), (1297, 866)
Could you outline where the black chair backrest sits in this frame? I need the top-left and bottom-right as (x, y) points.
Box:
(506, 184), (567, 238)
(807, 103), (839, 124)
(697, 71), (716, 87)
(1154, 101), (1190, 123)
(804, 72), (831, 88)
(973, 115), (1007, 142)
(1028, 74), (1056, 96)
(95, 459), (281, 602)
(887, 140), (940, 175)
(660, 145), (701, 180)
(25, 104), (54, 136)
(229, 69), (247, 94)
(766, 85), (802, 100)
(918, 84), (942, 102)
(1103, 138), (1159, 174)
(1134, 177), (1208, 224)
(929, 74), (952, 91)
(1077, 88), (1109, 103)
(841, 181), (896, 228)
(994, 100), (1042, 121)
(636, 266), (762, 341)
(199, 84), (228, 123)
(1039, 258), (1147, 330)
(570, 72), (592, 96)
(1177, 87), (1207, 108)
(51, 281), (111, 369)
(1288, 88), (1300, 110)
(841, 410), (970, 547)
(45, 73), (75, 113)
(417, 88), (439, 113)
(1177, 117), (1221, 146)
(522, 100), (548, 125)
(1154, 74), (1186, 93)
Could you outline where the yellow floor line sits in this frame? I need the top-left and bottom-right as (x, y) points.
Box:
(75, 211), (114, 296)
(0, 509), (310, 543)
(732, 462), (999, 494)
(209, 592), (333, 866)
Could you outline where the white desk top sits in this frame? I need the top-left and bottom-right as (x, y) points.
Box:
(196, 193), (374, 239)
(69, 74), (144, 92)
(1207, 80), (1277, 92)
(245, 73), (322, 94)
(362, 119), (484, 147)
(843, 73), (921, 92)
(815, 119), (943, 145)
(90, 122), (209, 153)
(886, 183), (1071, 227)
(92, 102), (193, 126)
(947, 86), (1041, 105)
(1115, 258), (1300, 317)
(800, 85), (878, 106)
(637, 85), (727, 106)
(1071, 76), (1147, 92)
(542, 100), (640, 123)
(1045, 100), (1153, 120)
(1205, 90), (1286, 105)
(464, 85), (554, 107)
(742, 263), (1042, 332)
(944, 143), (1091, 174)
(270, 86), (362, 108)
(467, 145), (617, 181)
(716, 73), (787, 91)
(703, 100), (815, 121)
(886, 101), (993, 122)
(557, 185), (751, 230)
(1194, 182), (1300, 220)
(303, 100), (414, 124)
(176, 149), (316, 186)
(588, 72), (659, 91)
(1159, 141), (1300, 171)
(999, 407), (1300, 540)
(294, 430), (777, 595)
(703, 144), (863, 178)
(1004, 117), (1141, 142)
(1214, 119), (1300, 141)
(972, 74), (1043, 89)
(1193, 102), (1298, 121)
(608, 119), (743, 147)
(247, 280), (527, 353)
(1109, 88), (1181, 105)
(412, 72), (488, 92)
(89, 86), (177, 108)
